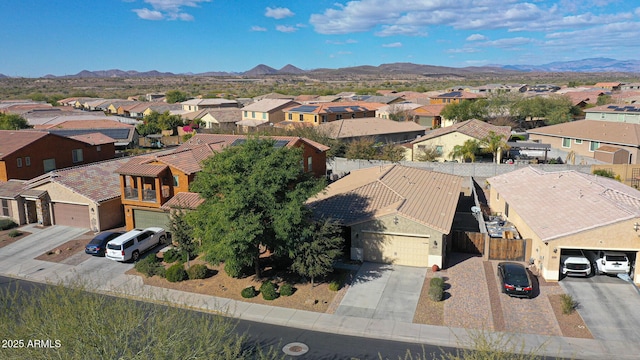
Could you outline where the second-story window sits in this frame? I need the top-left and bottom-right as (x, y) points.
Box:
(173, 175), (179, 187)
(25, 156), (31, 166)
(252, 111), (255, 118)
(299, 114), (304, 121)
(72, 149), (83, 163)
(288, 113), (292, 120)
(16, 158), (22, 168)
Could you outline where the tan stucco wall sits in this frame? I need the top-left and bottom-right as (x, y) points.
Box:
(529, 133), (640, 164)
(97, 198), (124, 231)
(412, 132), (476, 161)
(33, 183), (89, 204)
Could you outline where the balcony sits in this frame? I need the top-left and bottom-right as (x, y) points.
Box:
(124, 187), (138, 200)
(142, 189), (157, 202)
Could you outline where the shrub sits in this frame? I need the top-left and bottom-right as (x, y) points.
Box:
(187, 264), (208, 280)
(279, 283), (294, 297)
(163, 248), (183, 264)
(260, 281), (278, 301)
(241, 286), (257, 298)
(428, 285), (444, 302)
(8, 230), (22, 238)
(328, 280), (341, 291)
(134, 255), (164, 278)
(430, 277), (445, 289)
(223, 261), (244, 278)
(166, 263), (187, 283)
(561, 294), (578, 314)
(0, 219), (17, 231)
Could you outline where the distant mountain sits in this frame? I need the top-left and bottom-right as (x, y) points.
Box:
(0, 73), (7, 79)
(61, 69), (177, 78)
(278, 64), (305, 74)
(503, 58), (640, 73)
(243, 64), (278, 76)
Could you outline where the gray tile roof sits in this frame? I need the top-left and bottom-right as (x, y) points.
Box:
(527, 120), (640, 146)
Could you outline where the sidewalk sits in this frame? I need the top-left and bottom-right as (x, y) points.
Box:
(0, 225), (636, 359)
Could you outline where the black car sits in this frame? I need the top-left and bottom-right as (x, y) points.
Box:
(497, 262), (533, 298)
(85, 231), (124, 256)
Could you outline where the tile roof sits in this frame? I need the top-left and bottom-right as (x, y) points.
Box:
(583, 104), (640, 114)
(161, 192), (204, 210)
(241, 99), (298, 112)
(527, 120), (640, 146)
(284, 101), (386, 115)
(198, 108), (242, 123)
(414, 104), (446, 116)
(317, 118), (425, 139)
(488, 167), (640, 241)
(412, 119), (511, 144)
(68, 132), (116, 145)
(25, 158), (132, 202)
(155, 144), (215, 174)
(175, 134), (329, 153)
(38, 119), (133, 129)
(433, 91), (482, 99)
(0, 179), (27, 199)
(309, 165), (462, 233)
(0, 130), (49, 159)
(115, 157), (168, 177)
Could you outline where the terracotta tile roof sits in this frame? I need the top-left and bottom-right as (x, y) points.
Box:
(0, 130), (49, 159)
(199, 108), (242, 123)
(39, 119), (133, 129)
(412, 119), (511, 144)
(25, 158), (132, 202)
(161, 192), (204, 210)
(115, 157), (168, 177)
(68, 132), (116, 145)
(527, 120), (640, 146)
(175, 134), (329, 153)
(488, 167), (640, 241)
(414, 104), (446, 116)
(309, 165), (462, 233)
(317, 118), (425, 139)
(284, 101), (386, 115)
(0, 179), (27, 199)
(156, 144), (215, 174)
(241, 99), (298, 112)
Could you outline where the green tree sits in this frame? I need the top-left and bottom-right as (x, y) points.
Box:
(165, 90), (189, 104)
(291, 219), (344, 287)
(345, 137), (378, 160)
(0, 113), (31, 130)
(189, 138), (325, 278)
(480, 131), (510, 163)
(415, 145), (441, 162)
(139, 110), (184, 135)
(449, 139), (480, 163)
(379, 143), (406, 162)
(170, 208), (197, 266)
(440, 100), (488, 124)
(596, 94), (613, 106)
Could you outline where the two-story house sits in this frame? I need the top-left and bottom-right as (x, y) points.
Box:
(278, 102), (385, 128)
(0, 130), (116, 181)
(429, 91), (483, 105)
(116, 134), (329, 230)
(180, 99), (239, 112)
(236, 99), (300, 132)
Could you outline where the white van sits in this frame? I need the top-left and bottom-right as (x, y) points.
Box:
(106, 227), (166, 262)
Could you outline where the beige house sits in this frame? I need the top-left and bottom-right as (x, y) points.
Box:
(317, 117), (425, 143)
(527, 120), (640, 164)
(409, 119), (511, 162)
(240, 99), (299, 125)
(308, 165), (462, 269)
(180, 99), (239, 112)
(487, 167), (640, 285)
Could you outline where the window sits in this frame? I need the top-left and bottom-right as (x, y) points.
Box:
(25, 157), (31, 166)
(436, 145), (444, 155)
(173, 175), (179, 187)
(574, 139), (582, 145)
(336, 114), (343, 120)
(562, 138), (571, 148)
(299, 114), (304, 121)
(251, 111), (255, 118)
(96, 145), (101, 152)
(505, 202), (509, 217)
(307, 156), (312, 172)
(262, 113), (266, 119)
(590, 141), (601, 152)
(351, 113), (356, 118)
(16, 158), (22, 168)
(321, 115), (327, 123)
(243, 111), (247, 117)
(1, 199), (9, 217)
(314, 115), (318, 123)
(72, 149), (83, 163)
(43, 158), (56, 172)
(288, 113), (292, 120)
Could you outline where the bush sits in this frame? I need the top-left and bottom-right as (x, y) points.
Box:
(428, 285), (444, 302)
(166, 263), (187, 283)
(7, 230), (22, 238)
(187, 264), (208, 280)
(328, 280), (341, 291)
(134, 255), (164, 278)
(0, 219), (17, 231)
(224, 261), (244, 278)
(279, 283), (294, 297)
(561, 294), (578, 314)
(260, 281), (278, 301)
(163, 248), (183, 264)
(430, 277), (445, 289)
(241, 286), (257, 298)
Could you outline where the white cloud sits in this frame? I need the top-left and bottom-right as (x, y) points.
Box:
(466, 34), (487, 41)
(382, 42), (403, 48)
(375, 25), (426, 37)
(276, 25), (297, 33)
(251, 26), (267, 32)
(325, 39), (358, 45)
(265, 7), (294, 19)
(133, 0), (210, 21)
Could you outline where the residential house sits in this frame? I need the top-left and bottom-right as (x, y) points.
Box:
(317, 118), (425, 144)
(487, 167), (640, 285)
(0, 101), (52, 115)
(308, 165), (462, 269)
(279, 102), (385, 128)
(182, 108), (241, 130)
(413, 104), (447, 128)
(352, 95), (405, 104)
(621, 83), (640, 91)
(376, 103), (422, 121)
(409, 119), (511, 162)
(429, 91), (483, 105)
(36, 119), (139, 150)
(116, 134), (329, 230)
(584, 104), (640, 124)
(527, 120), (640, 164)
(237, 99), (300, 132)
(594, 82), (621, 91)
(0, 130), (116, 181)
(180, 99), (239, 112)
(0, 158), (128, 231)
(467, 84), (527, 94)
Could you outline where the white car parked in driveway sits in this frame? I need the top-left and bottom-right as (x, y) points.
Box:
(105, 227), (166, 262)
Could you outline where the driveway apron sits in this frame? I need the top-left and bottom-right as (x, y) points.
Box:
(335, 262), (426, 322)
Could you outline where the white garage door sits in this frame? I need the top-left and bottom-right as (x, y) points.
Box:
(363, 233), (430, 267)
(52, 203), (90, 228)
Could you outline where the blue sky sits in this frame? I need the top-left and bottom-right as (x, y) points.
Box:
(1, 0), (639, 77)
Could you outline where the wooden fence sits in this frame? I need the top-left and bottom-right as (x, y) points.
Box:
(451, 231), (485, 255)
(451, 231), (528, 261)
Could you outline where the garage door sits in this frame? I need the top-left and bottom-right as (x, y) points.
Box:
(52, 203), (90, 228)
(363, 233), (430, 267)
(133, 209), (170, 230)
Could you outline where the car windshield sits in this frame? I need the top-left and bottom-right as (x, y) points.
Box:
(106, 243), (121, 250)
(88, 238), (104, 245)
(607, 255), (627, 262)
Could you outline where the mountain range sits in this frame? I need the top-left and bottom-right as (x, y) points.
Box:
(2, 58), (639, 79)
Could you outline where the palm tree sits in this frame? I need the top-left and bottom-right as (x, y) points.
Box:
(480, 131), (510, 163)
(449, 139), (480, 162)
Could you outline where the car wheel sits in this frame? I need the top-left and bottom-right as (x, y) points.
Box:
(159, 235), (166, 244)
(132, 251), (140, 262)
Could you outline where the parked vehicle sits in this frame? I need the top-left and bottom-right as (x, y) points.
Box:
(560, 249), (592, 277)
(105, 227), (166, 262)
(85, 231), (124, 256)
(497, 262), (533, 298)
(585, 250), (630, 275)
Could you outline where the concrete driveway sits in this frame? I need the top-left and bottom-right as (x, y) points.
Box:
(335, 262), (426, 322)
(560, 275), (640, 352)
